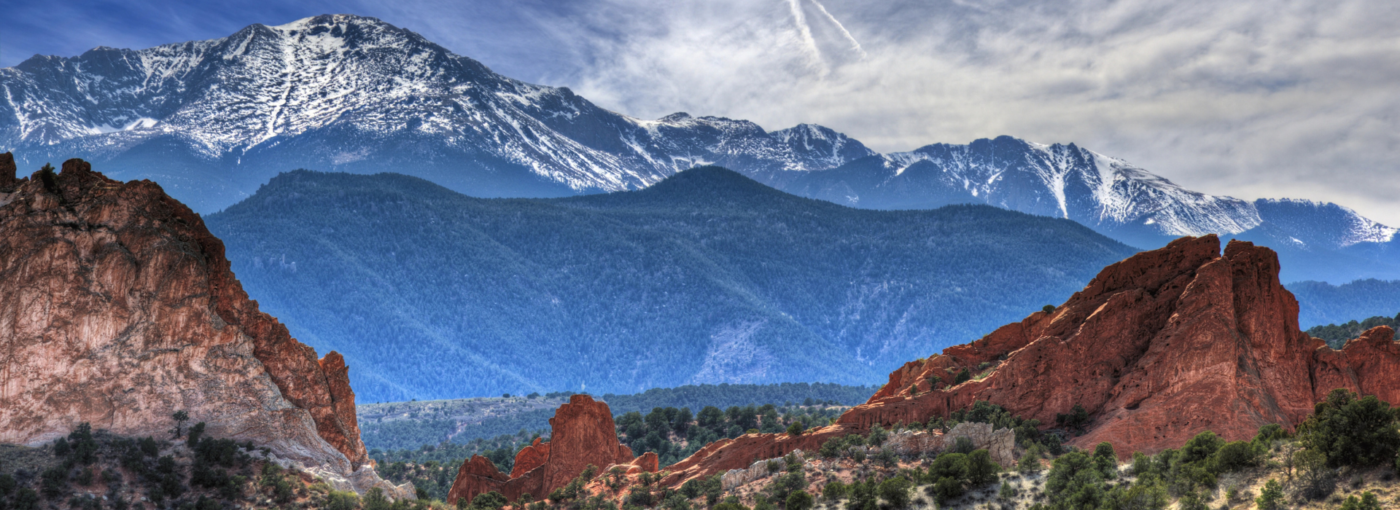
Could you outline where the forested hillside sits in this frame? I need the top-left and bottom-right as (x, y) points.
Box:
(358, 383), (878, 451)
(1306, 313), (1400, 348)
(206, 167), (1136, 402)
(1286, 279), (1400, 328)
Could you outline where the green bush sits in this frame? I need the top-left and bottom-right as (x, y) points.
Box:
(965, 449), (999, 486)
(1212, 441), (1257, 473)
(1339, 491), (1383, 510)
(54, 438), (71, 457)
(1299, 388), (1400, 468)
(712, 496), (749, 510)
(786, 422), (804, 436)
(845, 481), (876, 510)
(786, 490), (814, 510)
(867, 425), (888, 447)
(1254, 479), (1283, 510)
(326, 490), (360, 510)
(1045, 451), (1102, 510)
(822, 481), (847, 501)
(1100, 478), (1167, 510)
(1018, 451), (1042, 474)
(626, 486), (653, 507)
(950, 436), (975, 455)
(819, 438), (842, 459)
(1092, 442), (1117, 479)
(363, 488), (393, 510)
(1055, 405), (1089, 435)
(41, 466), (69, 498)
(926, 453), (968, 504)
(877, 477), (911, 509)
(188, 422), (206, 446)
(1130, 452), (1152, 479)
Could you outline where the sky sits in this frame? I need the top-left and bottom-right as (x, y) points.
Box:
(3, 0), (1398, 225)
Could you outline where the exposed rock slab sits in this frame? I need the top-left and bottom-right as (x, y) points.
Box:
(0, 159), (399, 496)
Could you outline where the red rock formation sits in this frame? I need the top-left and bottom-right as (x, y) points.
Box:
(511, 438), (551, 478)
(654, 235), (1400, 487)
(448, 395), (647, 504)
(0, 159), (389, 493)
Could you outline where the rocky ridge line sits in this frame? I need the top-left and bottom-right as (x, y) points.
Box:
(640, 234), (1399, 489)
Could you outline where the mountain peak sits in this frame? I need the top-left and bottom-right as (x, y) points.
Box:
(575, 165), (806, 210)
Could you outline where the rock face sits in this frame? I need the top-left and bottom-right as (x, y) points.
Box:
(883, 423), (1016, 466)
(0, 159), (402, 496)
(447, 395), (646, 504)
(654, 234), (1400, 487)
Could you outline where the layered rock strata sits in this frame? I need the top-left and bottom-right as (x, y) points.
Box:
(0, 157), (403, 497)
(656, 235), (1400, 487)
(447, 395), (648, 504)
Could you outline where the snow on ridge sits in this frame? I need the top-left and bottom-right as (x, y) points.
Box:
(0, 16), (1387, 249)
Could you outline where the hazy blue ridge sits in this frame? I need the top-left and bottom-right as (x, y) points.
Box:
(1287, 279), (1400, 329)
(205, 166), (1138, 402)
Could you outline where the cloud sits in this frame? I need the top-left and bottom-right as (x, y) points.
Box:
(542, 0), (1400, 226)
(6, 0), (1398, 225)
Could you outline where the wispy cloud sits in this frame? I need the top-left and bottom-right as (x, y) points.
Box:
(543, 0), (1400, 226)
(5, 0), (1398, 225)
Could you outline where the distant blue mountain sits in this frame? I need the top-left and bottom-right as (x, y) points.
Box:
(1287, 279), (1400, 329)
(204, 167), (1137, 401)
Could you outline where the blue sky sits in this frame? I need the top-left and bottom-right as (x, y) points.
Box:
(3, 0), (1398, 225)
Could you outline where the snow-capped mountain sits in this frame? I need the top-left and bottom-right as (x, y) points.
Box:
(0, 14), (873, 211)
(1, 14), (1393, 283)
(784, 136), (1269, 248)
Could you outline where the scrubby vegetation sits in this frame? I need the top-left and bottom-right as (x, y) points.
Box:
(375, 402), (848, 501)
(1306, 312), (1400, 348)
(579, 392), (1400, 510)
(361, 385), (878, 451)
(0, 414), (432, 510)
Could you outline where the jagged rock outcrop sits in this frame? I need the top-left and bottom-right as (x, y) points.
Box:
(654, 234), (1400, 487)
(839, 235), (1398, 456)
(0, 159), (405, 497)
(720, 451), (806, 491)
(883, 422), (1016, 466)
(447, 395), (647, 504)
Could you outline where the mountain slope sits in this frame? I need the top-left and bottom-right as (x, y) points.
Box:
(1287, 279), (1400, 328)
(204, 167), (1136, 402)
(0, 14), (873, 213)
(2, 15), (1392, 285)
(783, 137), (1399, 283)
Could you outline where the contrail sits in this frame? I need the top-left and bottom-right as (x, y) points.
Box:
(808, 0), (867, 59)
(786, 0), (828, 75)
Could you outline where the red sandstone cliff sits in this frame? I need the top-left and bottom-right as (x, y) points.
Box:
(0, 157), (397, 495)
(652, 235), (1400, 487)
(448, 395), (647, 504)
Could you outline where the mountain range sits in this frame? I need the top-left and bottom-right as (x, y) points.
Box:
(203, 167), (1136, 402)
(2, 14), (1395, 284)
